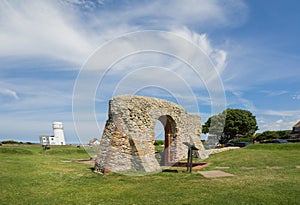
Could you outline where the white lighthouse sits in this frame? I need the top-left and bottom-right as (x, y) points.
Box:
(52, 121), (66, 145)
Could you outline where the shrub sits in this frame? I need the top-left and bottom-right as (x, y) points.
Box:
(154, 140), (164, 146)
(230, 136), (253, 143)
(1, 140), (21, 144)
(255, 130), (292, 141)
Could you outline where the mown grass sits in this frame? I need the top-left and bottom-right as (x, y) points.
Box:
(0, 144), (299, 204)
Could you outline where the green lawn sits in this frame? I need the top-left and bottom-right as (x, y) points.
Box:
(1, 144), (299, 204)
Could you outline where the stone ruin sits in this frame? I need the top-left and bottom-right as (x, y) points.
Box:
(94, 95), (207, 174)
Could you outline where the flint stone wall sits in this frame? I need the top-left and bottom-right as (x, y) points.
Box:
(94, 95), (207, 174)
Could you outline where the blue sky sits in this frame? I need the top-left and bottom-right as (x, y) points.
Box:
(0, 0), (299, 143)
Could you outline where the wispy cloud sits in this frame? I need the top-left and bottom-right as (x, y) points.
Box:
(0, 0), (247, 66)
(0, 88), (19, 100)
(171, 28), (227, 75)
(261, 109), (300, 118)
(292, 94), (300, 100)
(260, 90), (289, 97)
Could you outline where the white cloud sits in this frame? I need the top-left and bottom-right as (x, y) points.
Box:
(262, 110), (300, 118)
(255, 109), (300, 131)
(258, 117), (297, 132)
(0, 0), (246, 67)
(292, 94), (300, 100)
(171, 28), (227, 75)
(0, 88), (19, 100)
(116, 0), (248, 28)
(0, 1), (95, 65)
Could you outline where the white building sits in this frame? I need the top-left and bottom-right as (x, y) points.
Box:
(88, 138), (100, 146)
(39, 122), (66, 145)
(40, 135), (56, 145)
(52, 121), (66, 145)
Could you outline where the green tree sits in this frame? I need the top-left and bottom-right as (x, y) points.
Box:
(203, 108), (258, 144)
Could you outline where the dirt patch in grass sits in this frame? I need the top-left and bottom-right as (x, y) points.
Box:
(198, 170), (235, 178)
(215, 166), (230, 169)
(240, 166), (256, 170)
(62, 159), (94, 165)
(266, 166), (284, 170)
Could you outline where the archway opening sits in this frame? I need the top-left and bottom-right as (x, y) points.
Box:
(154, 115), (176, 166)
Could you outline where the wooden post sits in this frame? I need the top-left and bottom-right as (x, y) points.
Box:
(189, 148), (193, 173)
(187, 148), (190, 171)
(183, 141), (198, 173)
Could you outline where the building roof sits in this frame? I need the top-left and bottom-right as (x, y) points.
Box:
(89, 138), (99, 144)
(293, 121), (300, 128)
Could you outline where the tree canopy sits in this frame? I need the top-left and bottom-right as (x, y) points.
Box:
(203, 108), (258, 144)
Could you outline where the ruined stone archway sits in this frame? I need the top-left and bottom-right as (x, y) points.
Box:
(157, 115), (177, 166)
(94, 95), (207, 174)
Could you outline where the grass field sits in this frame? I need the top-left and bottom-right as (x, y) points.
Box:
(1, 144), (299, 204)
